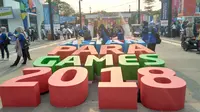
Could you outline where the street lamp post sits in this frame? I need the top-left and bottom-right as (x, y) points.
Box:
(138, 0), (141, 24)
(79, 0), (82, 29)
(48, 0), (54, 40)
(168, 0), (172, 37)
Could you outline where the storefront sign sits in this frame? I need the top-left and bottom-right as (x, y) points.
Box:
(0, 7), (14, 19)
(161, 20), (168, 26)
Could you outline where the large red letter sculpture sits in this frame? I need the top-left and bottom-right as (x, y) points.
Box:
(98, 67), (138, 109)
(138, 67), (176, 88)
(72, 45), (98, 65)
(100, 45), (124, 65)
(0, 67), (52, 107)
(48, 46), (77, 60)
(49, 67), (88, 107)
(127, 44), (155, 59)
(140, 67), (186, 111)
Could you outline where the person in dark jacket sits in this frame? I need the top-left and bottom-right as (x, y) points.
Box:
(99, 24), (110, 44)
(117, 26), (125, 41)
(142, 21), (157, 51)
(0, 27), (9, 60)
(10, 26), (28, 67)
(83, 26), (92, 40)
(142, 21), (149, 42)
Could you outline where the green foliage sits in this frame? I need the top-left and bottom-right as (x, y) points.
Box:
(144, 0), (155, 12)
(46, 0), (75, 16)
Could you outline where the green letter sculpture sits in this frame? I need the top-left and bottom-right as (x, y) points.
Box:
(139, 54), (165, 67)
(33, 56), (60, 72)
(55, 56), (81, 70)
(119, 54), (140, 80)
(85, 54), (113, 81)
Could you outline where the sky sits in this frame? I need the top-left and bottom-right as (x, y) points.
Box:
(62, 0), (161, 13)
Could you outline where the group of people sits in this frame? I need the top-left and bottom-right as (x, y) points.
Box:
(0, 26), (32, 67)
(62, 25), (80, 40)
(95, 24), (125, 44)
(61, 24), (125, 44)
(27, 27), (38, 42)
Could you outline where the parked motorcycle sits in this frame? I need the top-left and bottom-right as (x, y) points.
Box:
(181, 36), (198, 51)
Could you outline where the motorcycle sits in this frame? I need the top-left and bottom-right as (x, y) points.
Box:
(181, 36), (198, 51)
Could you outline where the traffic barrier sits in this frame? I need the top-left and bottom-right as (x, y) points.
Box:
(85, 54), (113, 80)
(49, 67), (88, 107)
(72, 45), (98, 65)
(100, 45), (124, 66)
(33, 56), (60, 72)
(119, 54), (140, 80)
(98, 67), (138, 109)
(48, 46), (77, 60)
(0, 67), (52, 107)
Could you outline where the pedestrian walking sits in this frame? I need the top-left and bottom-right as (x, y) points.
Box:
(10, 27), (29, 67)
(22, 30), (31, 60)
(142, 21), (158, 51)
(28, 27), (34, 42)
(0, 27), (10, 60)
(62, 27), (67, 40)
(171, 23), (176, 38)
(197, 29), (200, 54)
(186, 23), (194, 38)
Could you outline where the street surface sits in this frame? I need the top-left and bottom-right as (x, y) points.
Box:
(0, 37), (200, 112)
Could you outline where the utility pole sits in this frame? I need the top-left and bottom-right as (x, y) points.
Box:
(138, 0), (141, 24)
(90, 7), (91, 14)
(168, 0), (172, 37)
(79, 0), (82, 29)
(48, 0), (54, 40)
(129, 5), (131, 13)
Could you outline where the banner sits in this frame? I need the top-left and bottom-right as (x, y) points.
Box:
(43, 4), (50, 24)
(196, 0), (200, 13)
(0, 7), (14, 19)
(43, 3), (60, 25)
(161, 0), (168, 20)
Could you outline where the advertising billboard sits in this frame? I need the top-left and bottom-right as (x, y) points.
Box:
(0, 7), (14, 19)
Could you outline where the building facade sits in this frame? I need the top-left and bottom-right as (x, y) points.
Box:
(0, 0), (44, 39)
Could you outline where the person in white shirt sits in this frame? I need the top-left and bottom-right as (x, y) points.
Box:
(171, 23), (176, 38)
(62, 28), (67, 40)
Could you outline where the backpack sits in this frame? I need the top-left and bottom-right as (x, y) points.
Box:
(155, 33), (161, 44)
(21, 33), (30, 49)
(4, 33), (11, 45)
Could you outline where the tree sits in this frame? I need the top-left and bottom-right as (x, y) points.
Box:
(58, 1), (75, 16)
(47, 0), (75, 16)
(144, 0), (155, 13)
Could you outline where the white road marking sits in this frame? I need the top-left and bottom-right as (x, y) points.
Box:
(162, 40), (181, 47)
